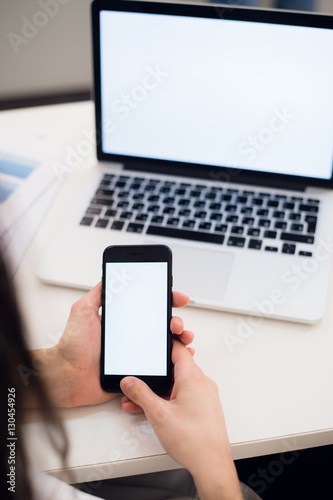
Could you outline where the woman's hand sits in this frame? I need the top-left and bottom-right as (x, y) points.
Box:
(29, 283), (193, 408)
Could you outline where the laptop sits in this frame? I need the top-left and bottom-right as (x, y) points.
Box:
(38, 0), (333, 323)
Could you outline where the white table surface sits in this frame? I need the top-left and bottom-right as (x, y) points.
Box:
(3, 101), (333, 483)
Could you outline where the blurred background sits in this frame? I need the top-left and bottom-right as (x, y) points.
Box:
(1, 0), (333, 110)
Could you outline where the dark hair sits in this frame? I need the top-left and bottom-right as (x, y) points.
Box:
(0, 250), (68, 500)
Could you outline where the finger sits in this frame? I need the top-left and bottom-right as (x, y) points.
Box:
(120, 377), (166, 423)
(85, 282), (102, 309)
(174, 329), (194, 346)
(121, 400), (144, 413)
(172, 291), (189, 308)
(170, 316), (184, 335)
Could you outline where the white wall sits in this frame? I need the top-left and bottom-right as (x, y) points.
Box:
(0, 0), (92, 100)
(0, 0), (332, 103)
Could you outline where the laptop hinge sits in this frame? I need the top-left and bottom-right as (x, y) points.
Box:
(123, 162), (307, 192)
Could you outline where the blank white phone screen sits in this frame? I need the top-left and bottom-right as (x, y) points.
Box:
(104, 262), (168, 376)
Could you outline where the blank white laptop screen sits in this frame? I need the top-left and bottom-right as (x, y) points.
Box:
(100, 11), (333, 180)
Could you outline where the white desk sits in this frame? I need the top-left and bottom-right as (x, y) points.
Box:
(3, 102), (333, 484)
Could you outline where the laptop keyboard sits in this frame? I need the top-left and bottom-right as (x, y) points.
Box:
(80, 173), (320, 257)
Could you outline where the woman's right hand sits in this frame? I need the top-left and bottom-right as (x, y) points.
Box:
(120, 341), (243, 500)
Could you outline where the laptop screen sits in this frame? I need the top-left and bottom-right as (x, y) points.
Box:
(93, 1), (333, 187)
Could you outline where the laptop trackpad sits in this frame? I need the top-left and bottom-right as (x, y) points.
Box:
(171, 244), (234, 303)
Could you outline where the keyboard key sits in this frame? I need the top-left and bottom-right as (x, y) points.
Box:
(258, 219), (270, 228)
(291, 196), (303, 202)
(225, 204), (237, 212)
(236, 196), (247, 204)
(120, 211), (132, 219)
(282, 243), (296, 255)
(307, 199), (320, 204)
(145, 185), (156, 192)
(151, 215), (163, 224)
(190, 190), (201, 198)
(175, 188), (186, 196)
(248, 227), (260, 237)
(241, 206), (253, 214)
(194, 200), (206, 208)
(226, 215), (238, 223)
(105, 209), (117, 217)
(91, 197), (113, 206)
(117, 201), (129, 208)
(231, 226), (244, 235)
(242, 217), (255, 225)
(111, 220), (124, 230)
(273, 211), (285, 219)
(147, 225), (225, 244)
(86, 206), (101, 215)
(133, 193), (144, 200)
(80, 216), (93, 226)
(210, 212), (222, 221)
(299, 251), (312, 257)
(163, 206), (175, 214)
(194, 211), (207, 219)
(252, 198), (263, 206)
(126, 222), (144, 233)
(248, 239), (262, 250)
(199, 222), (212, 230)
(257, 209), (269, 217)
(280, 232), (314, 244)
(259, 192), (270, 197)
(274, 221), (287, 230)
(214, 224), (228, 233)
(115, 181), (126, 188)
(209, 202), (221, 211)
(283, 202), (295, 210)
(267, 200), (279, 208)
(227, 236), (245, 248)
(148, 205), (160, 213)
(299, 204), (319, 213)
(183, 219), (195, 228)
(265, 246), (278, 252)
(132, 202), (145, 211)
(290, 223), (304, 232)
(118, 191), (130, 198)
(305, 215), (317, 234)
(167, 217), (180, 226)
(163, 197), (175, 204)
(205, 191), (216, 200)
(221, 194), (232, 202)
(95, 218), (108, 228)
(136, 213), (148, 222)
(148, 195), (159, 202)
(179, 199), (190, 206)
(178, 208), (191, 217)
(289, 213), (301, 221)
(129, 182), (142, 190)
(96, 188), (114, 197)
(159, 186), (171, 194)
(264, 230), (277, 239)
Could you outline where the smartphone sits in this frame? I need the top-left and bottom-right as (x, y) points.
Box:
(101, 244), (173, 394)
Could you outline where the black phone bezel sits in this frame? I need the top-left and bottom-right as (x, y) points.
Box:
(101, 244), (173, 394)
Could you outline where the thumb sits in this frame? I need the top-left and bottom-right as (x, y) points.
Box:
(120, 377), (163, 420)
